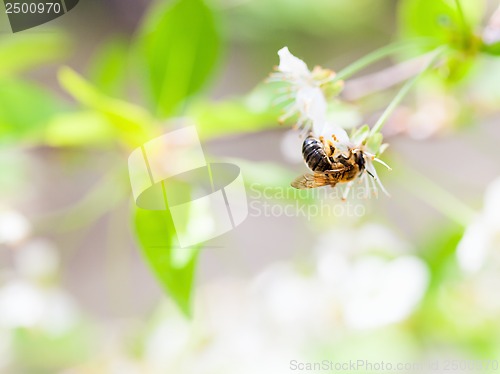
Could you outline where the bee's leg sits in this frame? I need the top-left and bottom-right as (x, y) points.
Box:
(322, 173), (337, 189)
(338, 156), (351, 167)
(327, 140), (335, 157)
(319, 136), (335, 157)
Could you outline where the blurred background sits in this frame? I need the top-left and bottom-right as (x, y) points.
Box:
(2, 0), (500, 372)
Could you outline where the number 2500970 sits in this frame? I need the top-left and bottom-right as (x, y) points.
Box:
(5, 2), (62, 14)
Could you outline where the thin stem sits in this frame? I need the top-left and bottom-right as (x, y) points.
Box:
(333, 38), (436, 82)
(369, 47), (446, 137)
(394, 159), (477, 227)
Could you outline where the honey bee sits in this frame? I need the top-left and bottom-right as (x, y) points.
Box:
(291, 134), (373, 190)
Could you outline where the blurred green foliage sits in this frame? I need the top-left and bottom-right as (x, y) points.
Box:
(397, 0), (500, 83)
(412, 225), (500, 357)
(398, 0), (485, 48)
(45, 111), (116, 147)
(87, 37), (129, 97)
(219, 0), (392, 40)
(134, 208), (199, 317)
(2, 0), (500, 333)
(11, 325), (94, 374)
(0, 79), (66, 143)
(138, 0), (221, 118)
(0, 33), (70, 77)
(58, 67), (155, 148)
(190, 84), (282, 140)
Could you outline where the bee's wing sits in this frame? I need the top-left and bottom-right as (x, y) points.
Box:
(291, 172), (337, 189)
(291, 174), (317, 189)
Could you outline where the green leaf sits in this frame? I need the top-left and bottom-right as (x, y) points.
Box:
(87, 37), (129, 97)
(133, 207), (199, 317)
(0, 79), (66, 143)
(351, 124), (370, 145)
(58, 67), (155, 148)
(138, 0), (221, 117)
(419, 224), (464, 289)
(191, 100), (277, 140)
(12, 324), (93, 373)
(45, 111), (116, 147)
(480, 41), (500, 56)
(398, 0), (485, 50)
(0, 32), (70, 77)
(366, 133), (383, 154)
(443, 50), (478, 83)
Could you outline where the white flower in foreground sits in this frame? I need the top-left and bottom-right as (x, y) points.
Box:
(269, 47), (341, 135)
(252, 263), (338, 343)
(342, 256), (428, 329)
(14, 239), (60, 279)
(440, 178), (500, 319)
(144, 313), (192, 372)
(316, 226), (428, 329)
(143, 282), (294, 374)
(0, 280), (78, 335)
(0, 210), (31, 246)
(457, 177), (500, 273)
(135, 225), (426, 373)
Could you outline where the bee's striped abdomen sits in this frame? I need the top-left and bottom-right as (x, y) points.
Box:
(302, 136), (332, 172)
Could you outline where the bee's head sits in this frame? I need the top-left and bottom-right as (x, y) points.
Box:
(353, 149), (366, 170)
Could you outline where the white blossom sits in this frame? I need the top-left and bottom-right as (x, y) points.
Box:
(457, 177), (500, 273)
(328, 124), (391, 198)
(316, 225), (428, 329)
(14, 239), (59, 279)
(0, 280), (78, 335)
(270, 47), (390, 198)
(269, 47), (334, 135)
(57, 223), (427, 374)
(342, 256), (428, 329)
(0, 210), (31, 246)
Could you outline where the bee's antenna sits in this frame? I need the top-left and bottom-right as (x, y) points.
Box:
(366, 170), (375, 179)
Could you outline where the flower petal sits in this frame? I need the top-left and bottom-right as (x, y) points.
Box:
(483, 177), (500, 225)
(457, 220), (491, 273)
(366, 160), (390, 196)
(296, 86), (327, 125)
(373, 157), (392, 170)
(277, 47), (310, 76)
(315, 122), (350, 144)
